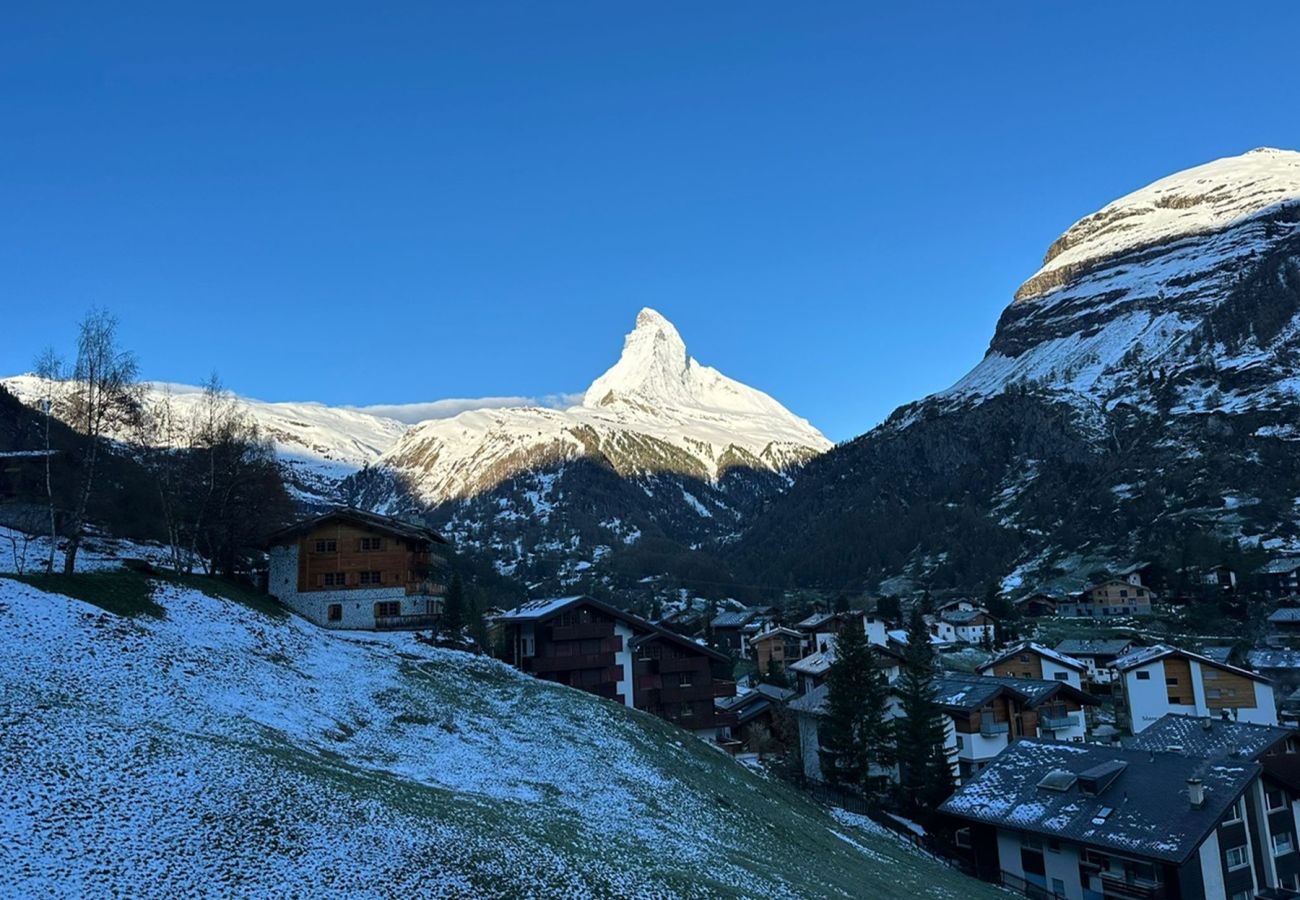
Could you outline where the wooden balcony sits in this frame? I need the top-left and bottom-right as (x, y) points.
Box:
(712, 680), (737, 698)
(1097, 875), (1166, 899)
(525, 652), (616, 674)
(658, 655), (707, 674)
(714, 710), (739, 728)
(550, 622), (615, 641)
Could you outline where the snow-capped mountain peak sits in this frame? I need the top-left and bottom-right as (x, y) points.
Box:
(583, 308), (690, 409)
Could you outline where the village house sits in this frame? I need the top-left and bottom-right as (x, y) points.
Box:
(494, 595), (737, 740)
(1013, 593), (1060, 618)
(929, 607), (997, 645)
(1261, 560), (1300, 598)
(709, 607), (771, 657)
(978, 641), (1088, 688)
(1056, 576), (1155, 618)
(1112, 644), (1278, 734)
(1250, 650), (1300, 715)
(789, 640), (905, 695)
(941, 735), (1284, 900)
(1053, 638), (1135, 686)
(1270, 608), (1300, 643)
(265, 508), (448, 630)
(791, 671), (1096, 786)
(749, 626), (806, 676)
(714, 683), (797, 754)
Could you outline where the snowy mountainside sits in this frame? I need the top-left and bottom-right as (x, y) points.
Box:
(348, 309), (829, 594)
(733, 148), (1300, 595)
(0, 572), (1001, 899)
(1, 374), (408, 502)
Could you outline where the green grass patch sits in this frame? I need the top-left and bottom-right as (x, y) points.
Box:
(162, 573), (289, 620)
(4, 570), (166, 619)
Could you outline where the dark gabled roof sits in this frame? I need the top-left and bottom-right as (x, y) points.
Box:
(1124, 714), (1292, 762)
(931, 674), (1022, 712)
(1260, 559), (1300, 576)
(716, 684), (796, 725)
(495, 594), (730, 663)
(938, 672), (1098, 710)
(1053, 638), (1133, 657)
(940, 608), (993, 625)
(710, 609), (759, 629)
(940, 739), (1261, 864)
(981, 642), (1087, 674)
(265, 507), (448, 547)
(1199, 646), (1235, 664)
(1249, 649), (1300, 670)
(1111, 644), (1271, 684)
(1269, 608), (1300, 624)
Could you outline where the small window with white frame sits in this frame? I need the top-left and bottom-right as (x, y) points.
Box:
(1226, 844), (1249, 870)
(1268, 789), (1287, 812)
(1274, 831), (1295, 856)
(1223, 797), (1244, 824)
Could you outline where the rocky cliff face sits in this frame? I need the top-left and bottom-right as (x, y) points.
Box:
(733, 149), (1300, 597)
(345, 309), (830, 595)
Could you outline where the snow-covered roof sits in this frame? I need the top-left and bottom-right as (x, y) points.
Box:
(1248, 649), (1300, 671)
(1111, 644), (1269, 684)
(980, 642), (1087, 674)
(0, 449), (57, 458)
(1124, 714), (1292, 761)
(265, 507), (447, 546)
(941, 740), (1261, 864)
(495, 596), (590, 621)
(939, 608), (992, 625)
(1053, 638), (1133, 658)
(710, 609), (760, 629)
(1259, 559), (1300, 576)
(748, 626), (803, 646)
(1269, 608), (1300, 623)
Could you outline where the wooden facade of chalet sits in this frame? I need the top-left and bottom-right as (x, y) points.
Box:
(515, 602), (632, 703)
(496, 596), (737, 737)
(750, 627), (804, 676)
(632, 632), (737, 732)
(265, 508), (448, 630)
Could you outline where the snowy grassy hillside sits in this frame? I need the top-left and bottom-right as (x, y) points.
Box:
(0, 572), (1001, 898)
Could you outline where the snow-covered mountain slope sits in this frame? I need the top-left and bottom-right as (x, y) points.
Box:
(346, 309), (828, 594)
(1, 374), (409, 502)
(0, 572), (1002, 899)
(380, 309), (829, 504)
(734, 148), (1300, 594)
(949, 147), (1300, 402)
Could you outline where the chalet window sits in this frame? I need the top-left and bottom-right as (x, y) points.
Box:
(374, 601), (400, 618)
(327, 604), (342, 622)
(359, 537), (384, 551)
(1224, 798), (1244, 823)
(1053, 672), (1068, 681)
(359, 571), (383, 585)
(1166, 676), (1179, 685)
(678, 673), (693, 688)
(678, 703), (693, 718)
(323, 572), (347, 587)
(1204, 669), (1218, 680)
(1268, 789), (1287, 812)
(1208, 689), (1222, 700)
(1168, 695), (1182, 705)
(953, 827), (971, 848)
(1226, 845), (1249, 870)
(1018, 654), (1029, 663)
(315, 539), (337, 553)
(1274, 831), (1295, 856)
(1135, 671), (1151, 680)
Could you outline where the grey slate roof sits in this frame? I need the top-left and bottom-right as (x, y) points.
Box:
(940, 739), (1261, 864)
(1250, 649), (1300, 670)
(939, 672), (1098, 709)
(1199, 646), (1234, 664)
(710, 609), (758, 629)
(1260, 559), (1300, 575)
(716, 684), (796, 726)
(1123, 714), (1292, 761)
(1053, 638), (1132, 658)
(941, 608), (991, 625)
(981, 641), (1087, 673)
(1270, 608), (1300, 624)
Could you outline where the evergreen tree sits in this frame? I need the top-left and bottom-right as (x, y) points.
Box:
(443, 572), (466, 634)
(895, 609), (955, 814)
(818, 619), (893, 797)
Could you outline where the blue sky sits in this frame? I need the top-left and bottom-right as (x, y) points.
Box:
(3, 2), (1299, 441)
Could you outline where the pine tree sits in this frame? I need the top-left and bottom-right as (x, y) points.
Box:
(895, 608), (955, 814)
(818, 618), (893, 797)
(443, 572), (466, 634)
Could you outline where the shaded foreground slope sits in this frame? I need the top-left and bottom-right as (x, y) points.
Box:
(0, 575), (1000, 898)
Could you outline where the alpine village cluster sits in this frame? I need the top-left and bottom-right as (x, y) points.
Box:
(10, 146), (1300, 899)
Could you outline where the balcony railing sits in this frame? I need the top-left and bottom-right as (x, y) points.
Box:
(374, 613), (441, 631)
(1040, 713), (1076, 731)
(1097, 874), (1166, 899)
(525, 652), (616, 674)
(980, 719), (1010, 737)
(550, 623), (616, 641)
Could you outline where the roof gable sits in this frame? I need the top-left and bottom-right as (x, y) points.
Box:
(266, 507), (448, 547)
(981, 642), (1087, 674)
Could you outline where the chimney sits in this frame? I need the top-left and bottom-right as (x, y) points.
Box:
(1187, 778), (1205, 808)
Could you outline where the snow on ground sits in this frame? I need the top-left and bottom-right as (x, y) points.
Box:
(0, 526), (178, 575)
(0, 575), (1003, 899)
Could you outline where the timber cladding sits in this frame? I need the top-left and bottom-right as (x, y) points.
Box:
(296, 522), (431, 593)
(990, 653), (1044, 680)
(1202, 663), (1259, 709)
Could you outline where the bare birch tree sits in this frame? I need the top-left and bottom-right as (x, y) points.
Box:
(32, 347), (64, 573)
(64, 309), (140, 574)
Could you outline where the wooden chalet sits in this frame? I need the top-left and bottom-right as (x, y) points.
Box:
(495, 595), (737, 739)
(265, 507), (448, 630)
